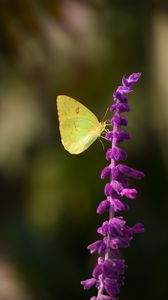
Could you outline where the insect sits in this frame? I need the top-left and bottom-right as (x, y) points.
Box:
(56, 95), (107, 154)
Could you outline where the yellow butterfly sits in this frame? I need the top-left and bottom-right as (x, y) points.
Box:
(57, 95), (107, 154)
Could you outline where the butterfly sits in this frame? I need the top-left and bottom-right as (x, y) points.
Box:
(56, 95), (107, 154)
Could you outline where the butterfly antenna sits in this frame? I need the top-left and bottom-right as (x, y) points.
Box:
(102, 107), (109, 122)
(98, 137), (105, 151)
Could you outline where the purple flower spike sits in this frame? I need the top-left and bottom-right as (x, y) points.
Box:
(81, 73), (144, 300)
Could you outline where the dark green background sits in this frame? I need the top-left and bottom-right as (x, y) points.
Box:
(0, 1), (167, 300)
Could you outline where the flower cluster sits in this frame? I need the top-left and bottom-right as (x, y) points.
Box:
(81, 73), (144, 300)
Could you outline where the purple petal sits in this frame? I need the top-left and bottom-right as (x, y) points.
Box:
(92, 264), (103, 278)
(87, 240), (105, 254)
(102, 258), (126, 278)
(99, 295), (118, 300)
(97, 199), (110, 214)
(113, 91), (128, 103)
(113, 130), (131, 143)
(120, 178), (128, 188)
(110, 102), (130, 113)
(81, 278), (97, 289)
(98, 257), (104, 264)
(111, 258), (126, 271)
(109, 238), (119, 250)
(109, 216), (125, 227)
(110, 247), (120, 256)
(116, 102), (130, 112)
(97, 221), (109, 236)
(111, 180), (124, 195)
(104, 183), (113, 196)
(115, 236), (131, 248)
(117, 164), (144, 179)
(117, 85), (133, 94)
(104, 278), (120, 296)
(111, 113), (128, 126)
(110, 104), (117, 112)
(106, 147), (127, 161)
(122, 73), (141, 87)
(108, 223), (124, 237)
(112, 198), (129, 212)
(98, 241), (106, 254)
(111, 147), (127, 161)
(106, 149), (113, 160)
(131, 223), (144, 233)
(105, 131), (113, 142)
(119, 115), (128, 126)
(121, 188), (137, 199)
(111, 167), (121, 180)
(101, 166), (111, 180)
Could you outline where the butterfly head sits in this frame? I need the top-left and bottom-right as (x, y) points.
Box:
(99, 121), (107, 135)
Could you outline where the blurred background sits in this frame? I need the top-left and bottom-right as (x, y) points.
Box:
(0, 0), (167, 299)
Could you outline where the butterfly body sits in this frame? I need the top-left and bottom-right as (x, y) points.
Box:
(57, 95), (106, 154)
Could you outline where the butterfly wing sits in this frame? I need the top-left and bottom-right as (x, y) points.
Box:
(57, 95), (101, 154)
